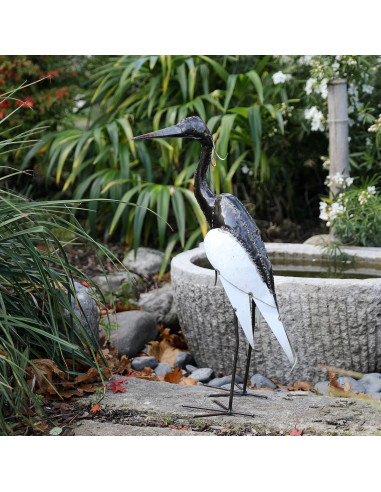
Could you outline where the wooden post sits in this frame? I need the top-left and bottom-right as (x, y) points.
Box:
(328, 79), (349, 197)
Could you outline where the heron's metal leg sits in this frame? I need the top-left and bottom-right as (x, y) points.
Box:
(181, 310), (256, 418)
(204, 299), (268, 400)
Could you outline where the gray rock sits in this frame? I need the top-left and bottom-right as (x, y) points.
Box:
(275, 388), (288, 393)
(208, 375), (243, 387)
(337, 376), (367, 394)
(154, 363), (173, 376)
(101, 311), (157, 357)
(361, 373), (381, 393)
(250, 374), (276, 389)
(174, 352), (196, 369)
(189, 368), (214, 383)
(303, 234), (332, 246)
(370, 393), (381, 401)
(131, 356), (159, 371)
(220, 383), (243, 391)
(315, 381), (330, 395)
(92, 272), (144, 294)
(185, 365), (198, 373)
(138, 284), (179, 329)
(64, 282), (99, 343)
(123, 247), (164, 275)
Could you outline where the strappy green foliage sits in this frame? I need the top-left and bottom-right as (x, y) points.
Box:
(22, 56), (293, 270)
(0, 175), (121, 434)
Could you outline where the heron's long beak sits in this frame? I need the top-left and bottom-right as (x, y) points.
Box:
(132, 124), (182, 141)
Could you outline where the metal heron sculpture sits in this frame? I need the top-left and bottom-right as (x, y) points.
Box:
(132, 116), (297, 417)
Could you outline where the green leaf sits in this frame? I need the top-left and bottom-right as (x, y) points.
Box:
(106, 121), (119, 164)
(246, 70), (264, 104)
(224, 74), (237, 111)
(248, 105), (262, 173)
(157, 186), (171, 249)
(171, 189), (186, 247)
(217, 114), (236, 159)
(199, 55), (229, 82)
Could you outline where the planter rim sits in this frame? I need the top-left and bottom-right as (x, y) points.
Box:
(171, 242), (381, 288)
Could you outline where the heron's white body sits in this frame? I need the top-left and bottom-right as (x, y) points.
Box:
(204, 228), (296, 367)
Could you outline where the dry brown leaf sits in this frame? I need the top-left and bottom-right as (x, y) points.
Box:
(179, 377), (198, 386)
(146, 339), (183, 367)
(164, 367), (183, 384)
(328, 370), (343, 390)
(290, 381), (313, 391)
(343, 381), (352, 393)
(75, 367), (99, 384)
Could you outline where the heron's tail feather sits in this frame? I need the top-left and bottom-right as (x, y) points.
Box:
(219, 277), (254, 348)
(254, 298), (297, 367)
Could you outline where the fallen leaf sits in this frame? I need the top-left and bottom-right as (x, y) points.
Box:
(49, 426), (63, 436)
(147, 340), (183, 367)
(328, 370), (343, 390)
(179, 378), (198, 386)
(291, 381), (313, 391)
(164, 367), (183, 384)
(75, 367), (99, 384)
(90, 403), (102, 413)
(109, 381), (126, 393)
(52, 402), (71, 412)
(343, 381), (352, 393)
(113, 378), (128, 384)
(289, 425), (303, 436)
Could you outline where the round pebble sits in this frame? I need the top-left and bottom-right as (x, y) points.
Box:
(189, 368), (214, 383)
(208, 375), (243, 387)
(131, 356), (159, 371)
(250, 374), (276, 389)
(154, 362), (173, 376)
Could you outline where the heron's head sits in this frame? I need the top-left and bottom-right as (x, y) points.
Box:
(132, 116), (212, 145)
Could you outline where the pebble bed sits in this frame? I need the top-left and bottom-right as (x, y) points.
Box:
(130, 355), (381, 401)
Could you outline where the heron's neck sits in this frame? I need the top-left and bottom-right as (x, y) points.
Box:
(194, 143), (217, 227)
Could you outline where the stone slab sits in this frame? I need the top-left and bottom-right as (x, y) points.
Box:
(75, 377), (381, 436)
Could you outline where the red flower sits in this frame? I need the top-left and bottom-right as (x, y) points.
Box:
(0, 100), (10, 108)
(0, 79), (4, 85)
(16, 96), (34, 108)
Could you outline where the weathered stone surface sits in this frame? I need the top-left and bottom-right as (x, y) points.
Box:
(92, 272), (144, 293)
(188, 368), (214, 383)
(154, 363), (173, 376)
(174, 352), (196, 369)
(315, 381), (330, 396)
(74, 421), (214, 436)
(131, 356), (159, 371)
(171, 244), (381, 384)
(75, 377), (381, 435)
(64, 282), (99, 342)
(138, 283), (179, 329)
(123, 247), (164, 275)
(208, 375), (243, 387)
(251, 374), (277, 389)
(102, 311), (157, 357)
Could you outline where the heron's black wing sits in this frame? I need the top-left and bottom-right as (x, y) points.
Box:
(213, 194), (276, 297)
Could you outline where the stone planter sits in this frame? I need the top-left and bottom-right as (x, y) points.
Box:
(171, 242), (381, 384)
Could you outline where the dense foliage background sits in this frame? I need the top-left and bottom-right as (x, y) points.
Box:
(2, 55), (381, 261)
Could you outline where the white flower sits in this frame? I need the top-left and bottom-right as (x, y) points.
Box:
(359, 191), (368, 205)
(362, 84), (374, 94)
(367, 186), (376, 195)
(305, 78), (317, 95)
(325, 172), (353, 189)
(298, 55), (313, 66)
(241, 165), (249, 175)
(272, 71), (291, 85)
(345, 177), (354, 187)
(304, 106), (325, 132)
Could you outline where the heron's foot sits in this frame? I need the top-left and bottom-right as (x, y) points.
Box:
(203, 382), (268, 399)
(182, 399), (255, 418)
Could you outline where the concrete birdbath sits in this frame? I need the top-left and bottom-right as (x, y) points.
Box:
(171, 242), (381, 384)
